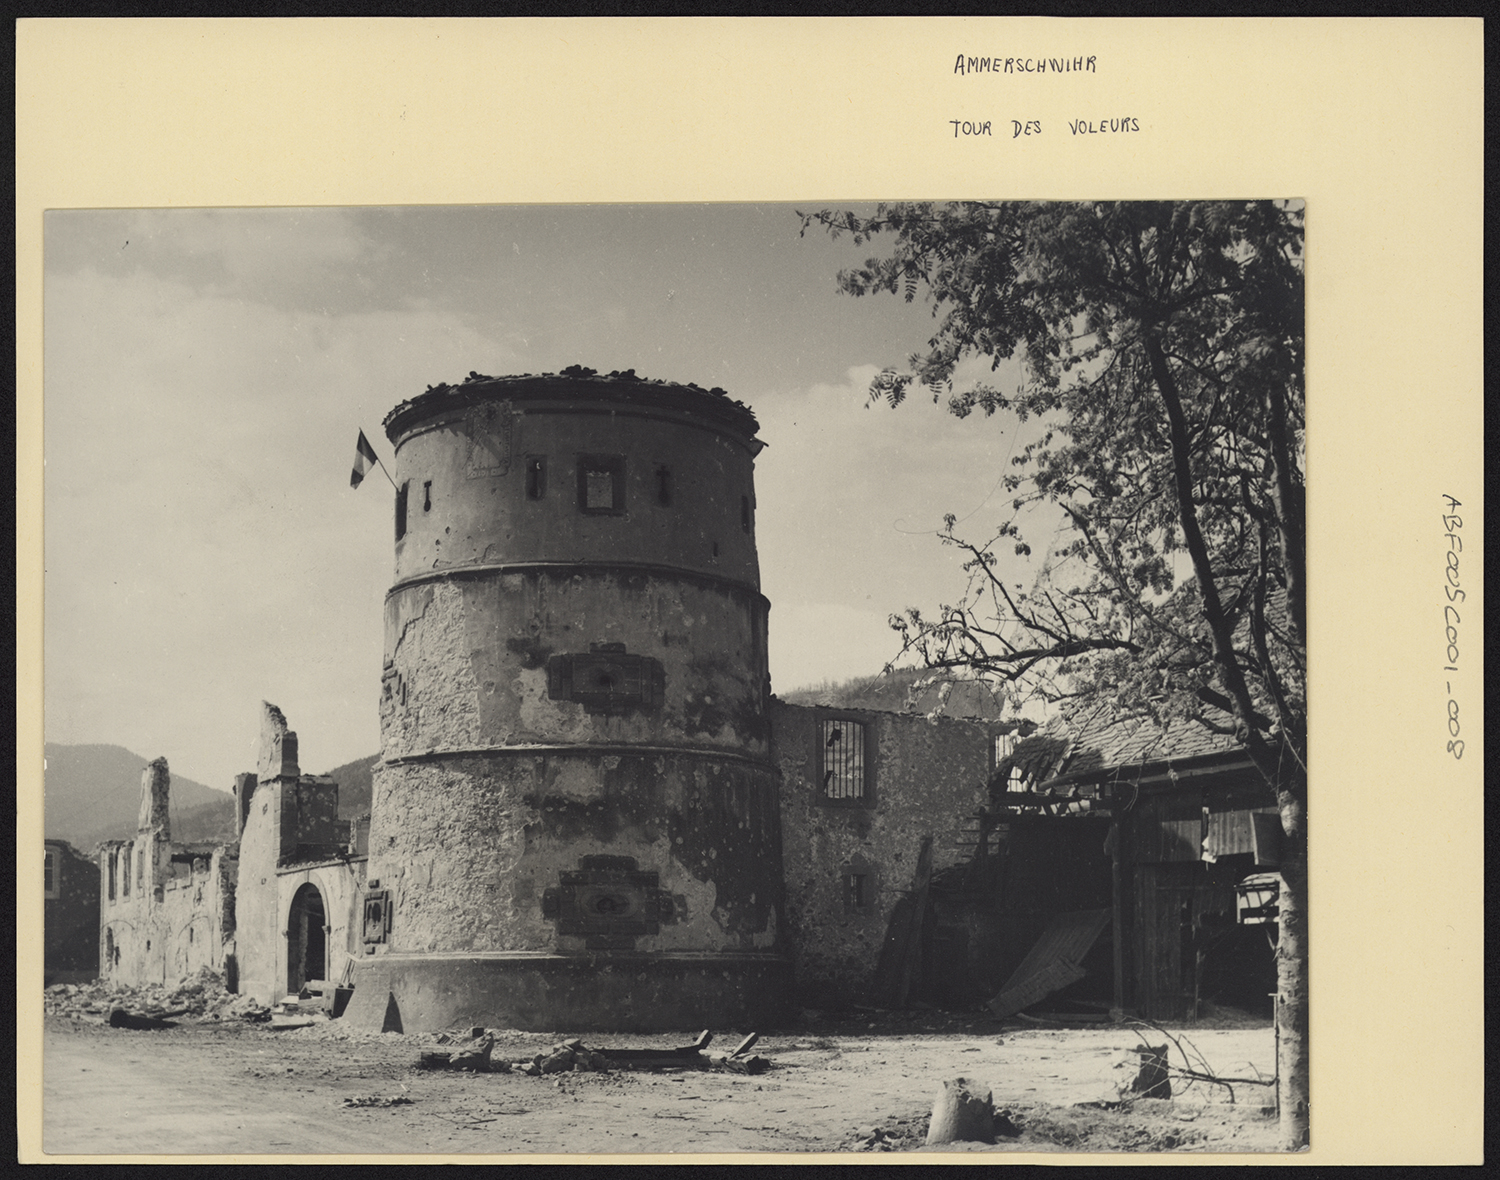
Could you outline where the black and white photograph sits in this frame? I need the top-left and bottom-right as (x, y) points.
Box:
(41, 196), (1307, 1155)
(21, 18), (1482, 1166)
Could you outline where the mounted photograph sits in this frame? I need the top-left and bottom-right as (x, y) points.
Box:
(42, 200), (1306, 1155)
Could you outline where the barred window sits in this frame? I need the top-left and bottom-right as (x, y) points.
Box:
(819, 718), (868, 801)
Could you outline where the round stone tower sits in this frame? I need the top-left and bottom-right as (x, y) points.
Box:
(345, 368), (789, 1033)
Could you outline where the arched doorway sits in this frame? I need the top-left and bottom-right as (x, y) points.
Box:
(287, 883), (327, 994)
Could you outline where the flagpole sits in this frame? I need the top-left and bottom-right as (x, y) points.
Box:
(375, 455), (399, 492)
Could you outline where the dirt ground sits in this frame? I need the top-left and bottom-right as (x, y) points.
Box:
(40, 1000), (1282, 1160)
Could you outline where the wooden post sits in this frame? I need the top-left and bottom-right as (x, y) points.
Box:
(1109, 818), (1125, 1015)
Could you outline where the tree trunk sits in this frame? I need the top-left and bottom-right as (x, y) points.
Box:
(1276, 792), (1310, 1150)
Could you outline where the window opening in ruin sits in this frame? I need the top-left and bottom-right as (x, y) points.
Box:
(656, 465), (672, 506)
(422, 480), (432, 512)
(107, 850), (117, 901)
(104, 928), (115, 970)
(395, 482), (409, 541)
(819, 718), (869, 802)
(711, 541), (720, 558)
(845, 873), (867, 911)
(122, 846), (131, 896)
(741, 494), (751, 533)
(577, 454), (626, 514)
(44, 848), (59, 899)
(137, 850), (144, 890)
(288, 882), (328, 994)
(994, 732), (1016, 768)
(526, 456), (547, 500)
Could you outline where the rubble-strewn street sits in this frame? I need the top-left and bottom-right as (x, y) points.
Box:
(44, 977), (1279, 1157)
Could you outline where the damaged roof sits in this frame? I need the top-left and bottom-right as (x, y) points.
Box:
(995, 699), (1246, 795)
(382, 366), (761, 445)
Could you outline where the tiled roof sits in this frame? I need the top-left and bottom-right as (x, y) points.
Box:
(1000, 699), (1244, 789)
(996, 582), (1294, 787)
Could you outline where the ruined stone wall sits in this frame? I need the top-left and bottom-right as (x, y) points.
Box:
(98, 841), (234, 987)
(274, 859), (366, 994)
(771, 700), (995, 999)
(233, 705), (368, 1004)
(236, 774), (367, 1004)
(233, 775), (282, 1003)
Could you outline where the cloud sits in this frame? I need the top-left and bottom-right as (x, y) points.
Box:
(42, 266), (519, 784)
(122, 207), (372, 286)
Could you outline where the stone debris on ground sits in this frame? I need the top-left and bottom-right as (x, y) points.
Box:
(341, 1094), (414, 1108)
(412, 1029), (770, 1078)
(44, 966), (271, 1024)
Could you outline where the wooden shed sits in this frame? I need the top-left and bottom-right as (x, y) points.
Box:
(981, 704), (1282, 1022)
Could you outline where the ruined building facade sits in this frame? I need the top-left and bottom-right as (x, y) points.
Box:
(229, 704), (369, 1005)
(97, 759), (238, 987)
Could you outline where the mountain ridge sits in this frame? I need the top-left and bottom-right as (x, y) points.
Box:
(43, 742), (379, 852)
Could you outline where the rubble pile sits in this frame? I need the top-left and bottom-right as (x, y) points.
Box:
(44, 967), (271, 1024)
(415, 1030), (771, 1077)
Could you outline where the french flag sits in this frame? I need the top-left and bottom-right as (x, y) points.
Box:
(351, 430), (379, 489)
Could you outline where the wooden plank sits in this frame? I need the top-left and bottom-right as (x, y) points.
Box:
(1110, 820), (1124, 1014)
(986, 908), (1111, 1018)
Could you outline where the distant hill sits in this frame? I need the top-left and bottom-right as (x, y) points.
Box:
(43, 744), (234, 852)
(323, 754), (379, 819)
(779, 667), (1011, 721)
(44, 744), (382, 852)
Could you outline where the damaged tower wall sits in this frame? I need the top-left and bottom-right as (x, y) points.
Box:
(771, 701), (995, 998)
(345, 372), (788, 1033)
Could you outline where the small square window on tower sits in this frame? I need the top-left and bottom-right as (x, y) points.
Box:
(577, 454), (626, 515)
(817, 715), (871, 805)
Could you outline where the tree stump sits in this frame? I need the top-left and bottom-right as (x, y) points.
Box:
(1129, 1044), (1171, 1100)
(925, 1077), (995, 1146)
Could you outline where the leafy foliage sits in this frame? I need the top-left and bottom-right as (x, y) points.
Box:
(800, 201), (1306, 799)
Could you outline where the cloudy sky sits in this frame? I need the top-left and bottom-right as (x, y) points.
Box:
(44, 204), (1054, 791)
